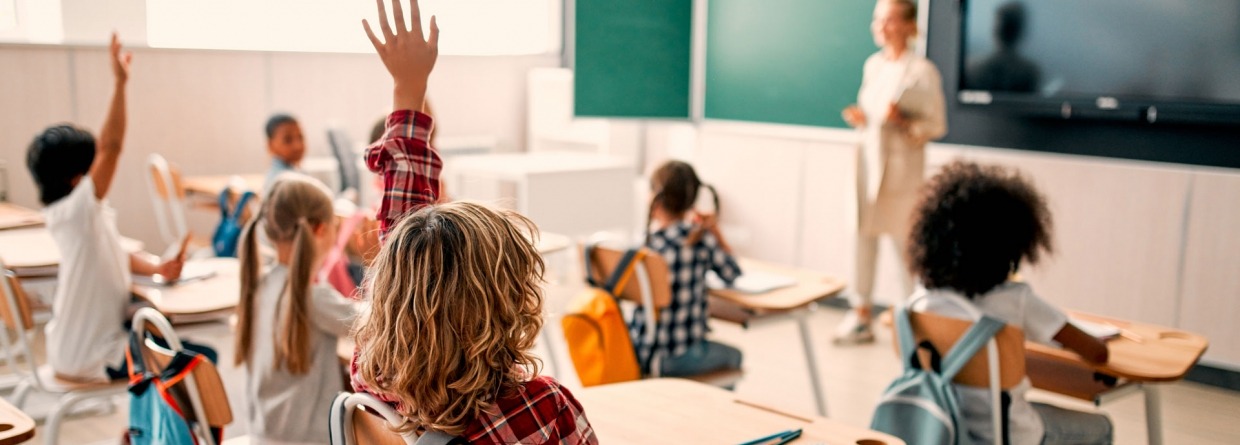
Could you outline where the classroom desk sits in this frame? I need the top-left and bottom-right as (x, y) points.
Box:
(0, 397), (35, 444)
(708, 258), (847, 417)
(0, 204), (42, 231)
(0, 228), (144, 277)
(576, 378), (902, 445)
(181, 174), (265, 209)
(1025, 311), (1208, 445)
(134, 258), (241, 317)
(446, 152), (634, 237)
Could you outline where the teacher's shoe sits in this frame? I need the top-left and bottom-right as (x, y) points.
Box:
(832, 311), (875, 346)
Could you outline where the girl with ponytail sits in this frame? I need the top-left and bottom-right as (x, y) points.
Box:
(631, 160), (744, 379)
(235, 173), (361, 444)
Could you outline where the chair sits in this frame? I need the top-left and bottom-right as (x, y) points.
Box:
(130, 307), (233, 445)
(328, 392), (417, 445)
(892, 307), (1027, 443)
(146, 154), (191, 251)
(1, 271), (127, 445)
(582, 245), (744, 388)
(328, 128), (362, 203)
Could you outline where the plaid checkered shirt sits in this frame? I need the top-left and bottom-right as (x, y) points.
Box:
(351, 109), (598, 444)
(630, 222), (742, 374)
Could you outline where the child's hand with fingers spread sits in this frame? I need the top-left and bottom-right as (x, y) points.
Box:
(110, 32), (132, 84)
(363, 0), (440, 112)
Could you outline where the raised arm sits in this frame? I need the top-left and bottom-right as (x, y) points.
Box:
(362, 0), (443, 237)
(89, 33), (132, 200)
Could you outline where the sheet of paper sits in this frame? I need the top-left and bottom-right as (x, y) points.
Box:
(1070, 318), (1121, 340)
(707, 270), (797, 294)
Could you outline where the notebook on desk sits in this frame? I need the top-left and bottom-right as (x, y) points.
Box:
(707, 270), (797, 294)
(1071, 318), (1121, 340)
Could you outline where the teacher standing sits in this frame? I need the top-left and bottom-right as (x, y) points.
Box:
(836, 0), (947, 344)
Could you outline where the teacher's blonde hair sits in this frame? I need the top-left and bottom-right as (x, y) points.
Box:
(353, 201), (545, 435)
(884, 0), (918, 22)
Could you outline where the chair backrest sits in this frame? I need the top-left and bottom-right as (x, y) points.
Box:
(329, 392), (417, 445)
(0, 271), (35, 331)
(146, 154), (189, 246)
(582, 245), (672, 309)
(328, 128), (361, 198)
(899, 311), (1026, 389)
(132, 308), (233, 432)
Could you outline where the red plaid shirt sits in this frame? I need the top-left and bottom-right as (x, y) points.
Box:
(353, 109), (598, 444)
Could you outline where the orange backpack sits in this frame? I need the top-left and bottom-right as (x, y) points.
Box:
(561, 245), (644, 387)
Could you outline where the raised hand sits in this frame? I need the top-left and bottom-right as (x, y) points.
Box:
(110, 32), (132, 84)
(363, 0), (440, 112)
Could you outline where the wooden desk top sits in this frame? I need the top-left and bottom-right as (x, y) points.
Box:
(1027, 311), (1208, 383)
(0, 204), (43, 231)
(0, 397), (35, 444)
(136, 258), (240, 316)
(0, 228), (144, 272)
(182, 174), (265, 197)
(709, 258), (846, 313)
(576, 378), (902, 445)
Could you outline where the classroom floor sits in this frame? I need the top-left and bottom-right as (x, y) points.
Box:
(11, 268), (1240, 445)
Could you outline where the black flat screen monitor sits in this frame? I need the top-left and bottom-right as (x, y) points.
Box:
(958, 0), (1240, 124)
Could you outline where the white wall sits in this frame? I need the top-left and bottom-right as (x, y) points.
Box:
(0, 43), (558, 253)
(679, 122), (1240, 369)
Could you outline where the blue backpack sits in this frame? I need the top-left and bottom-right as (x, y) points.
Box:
(870, 306), (1005, 445)
(125, 332), (220, 445)
(211, 189), (255, 257)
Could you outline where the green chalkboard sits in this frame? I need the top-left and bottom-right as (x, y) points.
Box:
(574, 0), (693, 118)
(705, 0), (875, 127)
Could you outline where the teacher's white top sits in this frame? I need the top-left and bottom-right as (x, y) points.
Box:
(856, 49), (947, 236)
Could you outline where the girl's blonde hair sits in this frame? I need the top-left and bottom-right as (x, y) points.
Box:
(354, 201), (545, 435)
(235, 174), (335, 375)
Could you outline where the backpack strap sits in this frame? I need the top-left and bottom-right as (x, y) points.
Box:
(225, 191), (256, 223)
(894, 305), (921, 371)
(603, 248), (645, 297)
(582, 243), (646, 296)
(125, 331), (154, 395)
(939, 315), (1005, 381)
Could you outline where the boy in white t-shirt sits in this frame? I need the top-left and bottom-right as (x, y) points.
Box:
(25, 34), (216, 382)
(905, 161), (1112, 445)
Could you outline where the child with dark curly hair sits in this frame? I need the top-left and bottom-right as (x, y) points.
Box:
(906, 161), (1112, 445)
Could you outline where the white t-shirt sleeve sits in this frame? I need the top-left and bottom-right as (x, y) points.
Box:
(46, 175), (99, 222)
(308, 285), (360, 337)
(1018, 285), (1068, 345)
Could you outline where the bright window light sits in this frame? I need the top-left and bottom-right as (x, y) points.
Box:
(0, 0), (64, 44)
(145, 0), (561, 55)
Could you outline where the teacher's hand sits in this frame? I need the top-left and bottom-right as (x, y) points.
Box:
(842, 105), (866, 128)
(885, 103), (910, 129)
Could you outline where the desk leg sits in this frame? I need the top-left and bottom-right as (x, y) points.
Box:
(1144, 384), (1162, 445)
(796, 308), (828, 416)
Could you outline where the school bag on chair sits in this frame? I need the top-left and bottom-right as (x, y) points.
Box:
(211, 189), (255, 257)
(560, 244), (643, 387)
(124, 331), (219, 445)
(871, 304), (1005, 445)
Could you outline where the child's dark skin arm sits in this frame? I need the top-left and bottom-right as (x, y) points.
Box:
(1053, 323), (1110, 364)
(89, 33), (131, 200)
